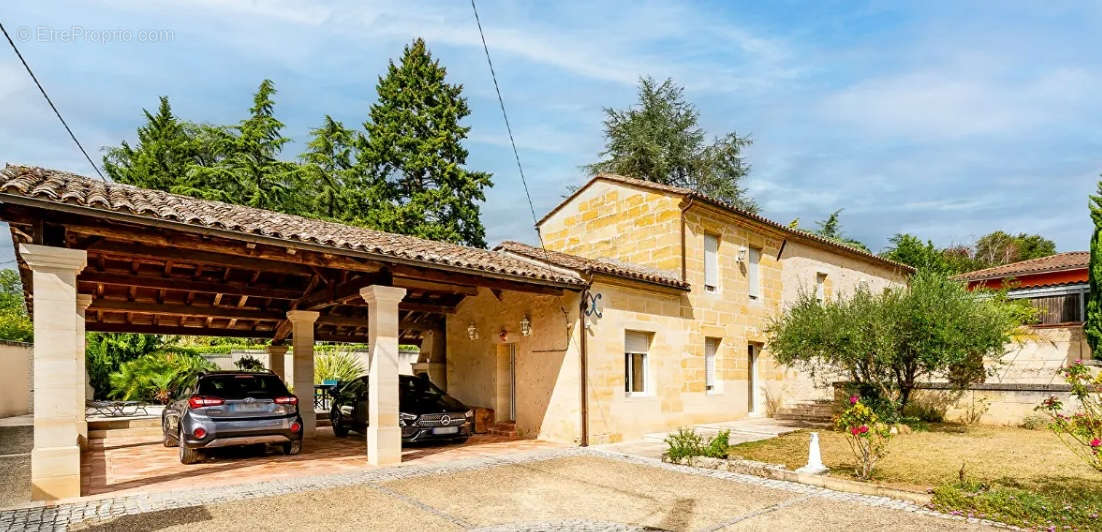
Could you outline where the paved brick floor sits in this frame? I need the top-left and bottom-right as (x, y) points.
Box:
(81, 427), (561, 498)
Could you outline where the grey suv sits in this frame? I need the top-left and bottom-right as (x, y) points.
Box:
(162, 370), (304, 464)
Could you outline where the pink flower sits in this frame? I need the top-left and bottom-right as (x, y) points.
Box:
(850, 427), (860, 435)
(849, 395), (859, 405)
(1092, 438), (1101, 448)
(858, 425), (869, 434)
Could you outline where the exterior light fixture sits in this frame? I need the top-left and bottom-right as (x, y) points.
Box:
(736, 247), (748, 263)
(520, 315), (532, 336)
(467, 323), (480, 341)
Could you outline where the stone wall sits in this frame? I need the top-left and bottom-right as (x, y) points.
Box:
(539, 179), (684, 273)
(0, 341), (33, 418)
(446, 287), (583, 444)
(992, 325), (1089, 384)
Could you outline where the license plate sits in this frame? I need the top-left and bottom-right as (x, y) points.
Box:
(432, 426), (459, 435)
(232, 403), (265, 413)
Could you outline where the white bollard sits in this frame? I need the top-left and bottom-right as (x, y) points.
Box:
(796, 431), (829, 475)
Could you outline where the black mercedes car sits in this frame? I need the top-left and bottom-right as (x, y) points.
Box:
(162, 370), (304, 464)
(329, 374), (473, 443)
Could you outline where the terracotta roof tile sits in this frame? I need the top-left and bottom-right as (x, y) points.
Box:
(496, 241), (690, 290)
(0, 165), (585, 287)
(543, 174), (915, 273)
(954, 251), (1089, 281)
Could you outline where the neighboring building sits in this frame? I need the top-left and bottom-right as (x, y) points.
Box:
(956, 252), (1092, 383)
(530, 174), (911, 443)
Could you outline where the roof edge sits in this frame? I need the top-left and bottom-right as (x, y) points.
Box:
(1, 192), (586, 290)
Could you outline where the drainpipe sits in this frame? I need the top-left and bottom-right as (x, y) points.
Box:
(579, 280), (591, 447)
(680, 198), (695, 283)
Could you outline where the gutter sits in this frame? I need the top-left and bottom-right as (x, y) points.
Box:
(0, 194), (585, 290)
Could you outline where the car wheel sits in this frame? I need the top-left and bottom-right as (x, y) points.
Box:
(162, 420), (176, 447)
(282, 439), (302, 456)
(331, 408), (348, 437)
(178, 428), (201, 465)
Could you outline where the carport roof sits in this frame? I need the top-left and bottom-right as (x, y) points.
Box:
(497, 241), (689, 290)
(0, 165), (585, 288)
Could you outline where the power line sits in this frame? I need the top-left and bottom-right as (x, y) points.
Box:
(0, 21), (106, 180)
(469, 0), (543, 247)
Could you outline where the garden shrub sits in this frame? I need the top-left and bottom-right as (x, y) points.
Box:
(664, 428), (730, 464)
(234, 354), (266, 371)
(109, 351), (216, 403)
(1019, 414), (1049, 431)
(836, 395), (893, 480)
(1036, 360), (1102, 472)
(314, 349), (365, 384)
(961, 394), (990, 426)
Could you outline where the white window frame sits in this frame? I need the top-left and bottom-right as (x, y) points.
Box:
(625, 331), (652, 397)
(747, 247), (761, 302)
(815, 272), (827, 303)
(705, 337), (721, 394)
(704, 234), (719, 293)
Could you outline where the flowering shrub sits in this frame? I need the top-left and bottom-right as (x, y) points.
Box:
(1036, 361), (1102, 472)
(836, 395), (893, 479)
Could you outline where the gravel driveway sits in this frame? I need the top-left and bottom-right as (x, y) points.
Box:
(68, 453), (998, 531)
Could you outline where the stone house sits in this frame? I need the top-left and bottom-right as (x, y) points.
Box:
(517, 174), (911, 443)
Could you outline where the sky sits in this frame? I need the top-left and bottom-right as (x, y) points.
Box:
(1, 0), (1100, 266)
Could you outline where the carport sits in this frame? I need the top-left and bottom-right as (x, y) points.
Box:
(0, 165), (585, 501)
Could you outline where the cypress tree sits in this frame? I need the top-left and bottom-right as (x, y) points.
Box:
(301, 115), (357, 220)
(359, 38), (492, 248)
(1086, 179), (1102, 357)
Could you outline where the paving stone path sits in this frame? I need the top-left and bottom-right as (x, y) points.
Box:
(0, 447), (1009, 531)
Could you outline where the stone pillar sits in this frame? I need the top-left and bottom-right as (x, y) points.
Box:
(360, 285), (407, 466)
(287, 310), (319, 438)
(75, 294), (92, 448)
(21, 244), (87, 501)
(267, 345), (287, 380)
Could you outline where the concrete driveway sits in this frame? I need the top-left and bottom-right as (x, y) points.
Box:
(59, 452), (997, 531)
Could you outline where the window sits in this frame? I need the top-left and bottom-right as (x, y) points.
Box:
(704, 234), (719, 292)
(705, 337), (720, 392)
(815, 273), (827, 303)
(624, 331), (651, 394)
(747, 247), (761, 300)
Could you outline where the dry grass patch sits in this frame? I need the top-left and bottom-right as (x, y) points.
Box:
(730, 424), (1102, 529)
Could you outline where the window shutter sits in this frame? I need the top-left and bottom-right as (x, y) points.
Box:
(704, 235), (719, 288)
(625, 331), (650, 354)
(748, 247), (761, 298)
(705, 338), (718, 389)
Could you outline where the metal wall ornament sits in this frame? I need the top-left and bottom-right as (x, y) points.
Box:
(583, 292), (604, 318)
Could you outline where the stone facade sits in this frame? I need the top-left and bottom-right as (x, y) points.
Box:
(534, 178), (907, 442)
(446, 287), (584, 444)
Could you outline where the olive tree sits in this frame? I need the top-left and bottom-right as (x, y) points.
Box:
(766, 270), (1031, 415)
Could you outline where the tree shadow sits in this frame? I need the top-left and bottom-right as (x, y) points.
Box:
(75, 506), (213, 531)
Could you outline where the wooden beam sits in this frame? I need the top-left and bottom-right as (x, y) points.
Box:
(392, 276), (479, 296)
(89, 299), (285, 322)
(87, 240), (316, 277)
(79, 271), (303, 299)
(390, 264), (566, 296)
(87, 322), (273, 338)
(297, 272), (391, 310)
(67, 223), (384, 274)
(398, 301), (458, 314)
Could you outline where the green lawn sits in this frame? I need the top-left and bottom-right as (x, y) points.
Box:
(729, 424), (1102, 529)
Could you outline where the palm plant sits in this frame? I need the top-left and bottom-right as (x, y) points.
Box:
(109, 351), (216, 404)
(314, 349), (365, 384)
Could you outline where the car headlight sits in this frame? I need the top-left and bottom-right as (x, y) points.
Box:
(399, 412), (417, 427)
(465, 409), (474, 419)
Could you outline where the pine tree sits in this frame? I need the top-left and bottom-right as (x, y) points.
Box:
(181, 80), (300, 212)
(358, 38), (492, 247)
(301, 115), (357, 220)
(1086, 179), (1102, 355)
(103, 96), (198, 189)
